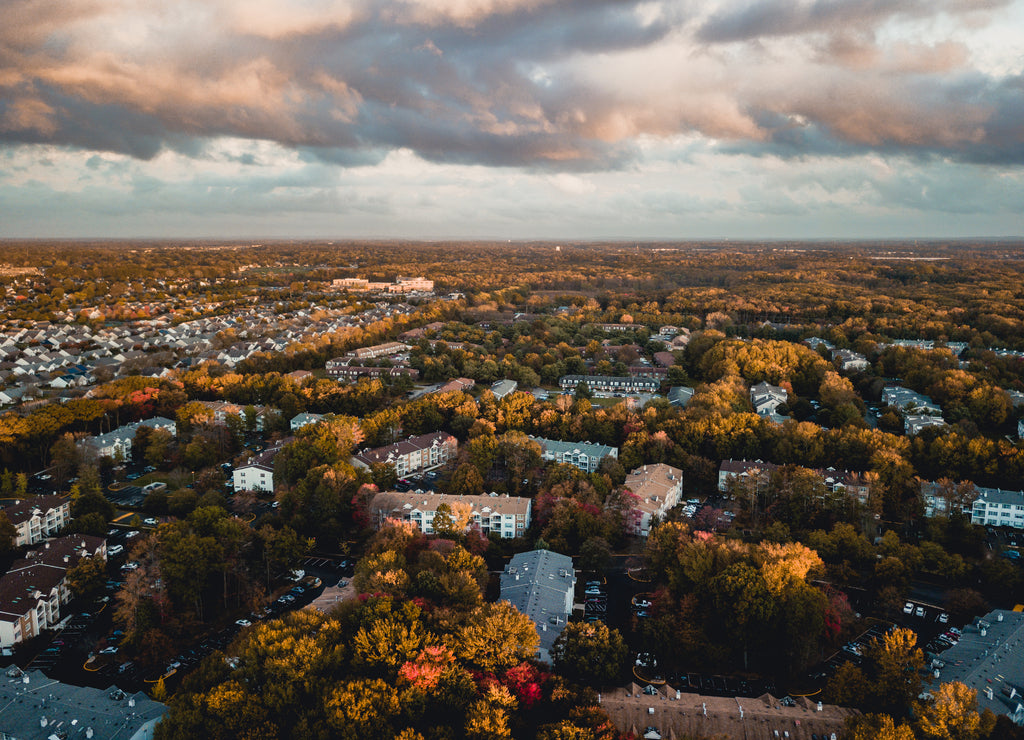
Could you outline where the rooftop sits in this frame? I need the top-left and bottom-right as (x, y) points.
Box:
(0, 670), (166, 740)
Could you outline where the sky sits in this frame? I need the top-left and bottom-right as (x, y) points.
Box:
(1, 0), (1023, 240)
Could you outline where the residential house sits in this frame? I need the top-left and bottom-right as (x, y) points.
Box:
(882, 386), (943, 415)
(6, 496), (71, 547)
(0, 670), (166, 739)
(667, 386), (694, 408)
(232, 441), (289, 493)
(0, 535), (106, 648)
(490, 379), (518, 400)
(624, 464), (683, 536)
(718, 460), (779, 492)
(803, 337), (835, 351)
(530, 436), (618, 474)
(435, 378), (475, 394)
(500, 550), (575, 663)
(289, 412), (324, 431)
(834, 348), (869, 372)
(905, 414), (948, 435)
(369, 491), (531, 539)
(653, 351), (677, 368)
(352, 432), (458, 478)
(750, 381), (789, 424)
(286, 369), (313, 383)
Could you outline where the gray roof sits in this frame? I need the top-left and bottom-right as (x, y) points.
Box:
(974, 488), (1024, 506)
(930, 610), (1024, 721)
(531, 436), (618, 460)
(0, 670), (166, 740)
(500, 549), (575, 662)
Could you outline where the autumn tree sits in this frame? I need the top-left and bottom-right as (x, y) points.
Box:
(551, 621), (627, 686)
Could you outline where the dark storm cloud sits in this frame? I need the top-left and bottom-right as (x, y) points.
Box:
(0, 0), (1021, 170)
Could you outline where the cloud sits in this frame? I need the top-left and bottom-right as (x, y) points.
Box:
(0, 0), (1020, 177)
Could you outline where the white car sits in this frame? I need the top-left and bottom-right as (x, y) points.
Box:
(125, 530), (140, 539)
(915, 606), (926, 618)
(144, 518), (157, 526)
(903, 602), (914, 614)
(235, 619), (252, 628)
(100, 646), (118, 654)
(108, 545), (124, 556)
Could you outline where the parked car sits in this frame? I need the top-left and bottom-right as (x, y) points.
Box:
(100, 646), (118, 654)
(235, 619), (252, 628)
(125, 530), (140, 538)
(903, 602), (914, 614)
(144, 517), (157, 526)
(915, 606), (926, 618)
(108, 545), (124, 556)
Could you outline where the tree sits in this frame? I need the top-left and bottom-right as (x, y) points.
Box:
(917, 681), (996, 740)
(862, 627), (925, 715)
(708, 562), (775, 670)
(0, 512), (17, 553)
(49, 433), (80, 488)
(578, 537), (612, 572)
(66, 555), (107, 597)
(551, 621), (627, 686)
(456, 601), (540, 673)
(844, 713), (916, 740)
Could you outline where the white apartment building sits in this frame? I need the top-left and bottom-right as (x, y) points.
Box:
(352, 432), (458, 477)
(370, 491), (531, 539)
(6, 496), (71, 547)
(971, 488), (1024, 529)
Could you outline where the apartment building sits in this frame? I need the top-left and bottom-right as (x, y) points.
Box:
(971, 488), (1024, 529)
(343, 342), (411, 361)
(0, 535), (106, 648)
(6, 496), (71, 547)
(78, 416), (177, 460)
(352, 432), (458, 477)
(530, 436), (618, 474)
(500, 549), (575, 663)
(624, 464), (683, 536)
(369, 491), (531, 538)
(558, 375), (659, 395)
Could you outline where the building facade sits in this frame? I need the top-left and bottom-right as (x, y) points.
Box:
(369, 491), (531, 538)
(624, 464), (683, 536)
(352, 432), (458, 478)
(530, 436), (618, 473)
(559, 375), (659, 394)
(0, 535), (106, 648)
(6, 496), (71, 548)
